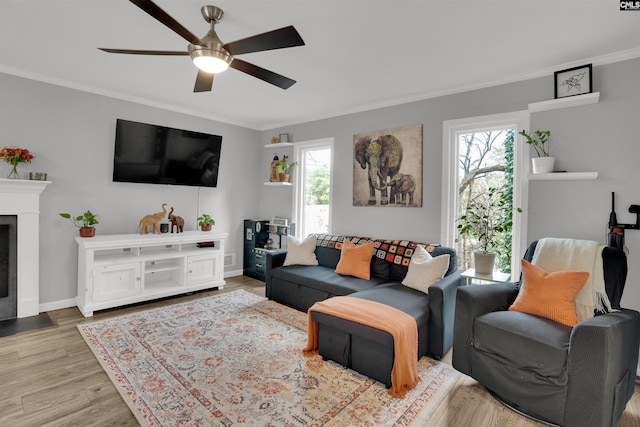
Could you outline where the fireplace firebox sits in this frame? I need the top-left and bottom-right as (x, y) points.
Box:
(0, 217), (17, 320)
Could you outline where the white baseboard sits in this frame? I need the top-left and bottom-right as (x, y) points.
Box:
(224, 269), (243, 277)
(39, 272), (245, 313)
(39, 297), (77, 312)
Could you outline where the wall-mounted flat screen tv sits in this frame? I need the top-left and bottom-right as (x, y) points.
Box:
(113, 119), (222, 187)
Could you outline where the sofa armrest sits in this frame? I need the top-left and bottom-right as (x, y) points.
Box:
(565, 309), (640, 427)
(265, 251), (287, 299)
(427, 270), (464, 359)
(452, 283), (519, 375)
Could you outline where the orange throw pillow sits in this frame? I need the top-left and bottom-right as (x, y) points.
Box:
(334, 239), (374, 280)
(509, 260), (589, 327)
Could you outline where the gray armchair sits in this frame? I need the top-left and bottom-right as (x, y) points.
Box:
(453, 240), (640, 426)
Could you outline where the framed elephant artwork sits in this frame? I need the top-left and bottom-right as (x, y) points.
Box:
(353, 124), (423, 207)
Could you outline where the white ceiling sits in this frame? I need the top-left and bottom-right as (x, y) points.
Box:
(2, 1), (640, 130)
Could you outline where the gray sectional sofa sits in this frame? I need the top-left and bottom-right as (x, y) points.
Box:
(265, 234), (463, 386)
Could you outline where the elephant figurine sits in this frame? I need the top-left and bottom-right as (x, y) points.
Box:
(387, 173), (415, 206)
(168, 207), (184, 233)
(138, 203), (167, 234)
(354, 135), (403, 205)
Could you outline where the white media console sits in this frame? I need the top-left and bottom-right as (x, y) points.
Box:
(75, 231), (227, 317)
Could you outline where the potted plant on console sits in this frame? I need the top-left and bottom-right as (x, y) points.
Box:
(275, 155), (298, 182)
(519, 129), (553, 173)
(59, 210), (99, 237)
(457, 187), (509, 274)
(197, 213), (215, 231)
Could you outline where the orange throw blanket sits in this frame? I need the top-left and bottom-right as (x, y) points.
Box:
(303, 296), (419, 397)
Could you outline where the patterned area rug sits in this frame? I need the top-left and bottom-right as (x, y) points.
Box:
(78, 290), (459, 426)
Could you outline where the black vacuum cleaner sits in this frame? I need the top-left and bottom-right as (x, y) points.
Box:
(608, 192), (640, 250)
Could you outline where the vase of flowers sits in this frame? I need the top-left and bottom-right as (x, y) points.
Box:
(0, 146), (35, 179)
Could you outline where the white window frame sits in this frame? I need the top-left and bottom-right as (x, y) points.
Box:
(441, 111), (530, 276)
(292, 137), (334, 238)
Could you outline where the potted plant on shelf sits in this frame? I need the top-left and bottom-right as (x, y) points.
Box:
(59, 210), (99, 237)
(197, 213), (215, 231)
(519, 129), (553, 173)
(457, 187), (510, 274)
(275, 155), (298, 182)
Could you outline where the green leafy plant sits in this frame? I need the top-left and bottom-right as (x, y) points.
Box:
(457, 187), (510, 254)
(197, 213), (215, 226)
(519, 129), (551, 157)
(275, 155), (298, 175)
(59, 210), (99, 228)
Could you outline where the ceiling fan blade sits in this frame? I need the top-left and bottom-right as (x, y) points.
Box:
(129, 0), (204, 46)
(99, 48), (189, 56)
(230, 58), (296, 89)
(194, 69), (214, 92)
(223, 26), (304, 55)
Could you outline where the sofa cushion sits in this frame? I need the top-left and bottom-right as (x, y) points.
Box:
(313, 283), (431, 357)
(335, 239), (374, 280)
(351, 284), (430, 326)
(271, 265), (384, 296)
(474, 310), (571, 378)
(401, 245), (450, 293)
(283, 234), (318, 266)
(315, 234), (345, 268)
(371, 256), (391, 279)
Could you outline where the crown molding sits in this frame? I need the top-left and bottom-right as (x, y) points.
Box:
(261, 47), (640, 131)
(0, 65), (255, 129)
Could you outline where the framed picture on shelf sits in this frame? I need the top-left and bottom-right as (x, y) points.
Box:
(554, 64), (592, 99)
(279, 133), (289, 143)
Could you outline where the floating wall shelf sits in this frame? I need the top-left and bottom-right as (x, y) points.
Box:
(264, 182), (292, 186)
(528, 172), (598, 181)
(264, 142), (293, 148)
(528, 92), (600, 113)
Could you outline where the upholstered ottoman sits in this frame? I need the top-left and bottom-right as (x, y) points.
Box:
(310, 283), (430, 387)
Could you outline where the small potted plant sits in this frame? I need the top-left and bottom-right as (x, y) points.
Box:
(197, 213), (215, 231)
(59, 210), (99, 237)
(275, 155), (298, 182)
(519, 130), (553, 173)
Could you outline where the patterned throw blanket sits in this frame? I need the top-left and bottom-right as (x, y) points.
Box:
(303, 296), (420, 398)
(315, 234), (439, 267)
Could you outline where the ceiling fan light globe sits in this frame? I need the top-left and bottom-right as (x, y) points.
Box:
(193, 55), (229, 73)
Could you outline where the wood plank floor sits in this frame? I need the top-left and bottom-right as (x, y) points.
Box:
(1, 275), (638, 426)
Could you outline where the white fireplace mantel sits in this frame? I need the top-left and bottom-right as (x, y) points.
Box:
(0, 178), (50, 317)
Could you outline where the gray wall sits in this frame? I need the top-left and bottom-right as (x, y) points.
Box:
(261, 58), (640, 312)
(0, 73), (261, 307)
(527, 58), (640, 313)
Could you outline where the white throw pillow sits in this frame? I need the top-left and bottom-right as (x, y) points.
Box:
(283, 234), (319, 266)
(401, 245), (450, 293)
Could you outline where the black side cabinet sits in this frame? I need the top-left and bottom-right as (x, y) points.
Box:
(243, 219), (295, 282)
(243, 219), (269, 280)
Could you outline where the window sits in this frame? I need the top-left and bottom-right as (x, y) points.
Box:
(293, 138), (334, 238)
(441, 112), (529, 275)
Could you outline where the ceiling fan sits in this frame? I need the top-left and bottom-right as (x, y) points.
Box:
(99, 0), (305, 92)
